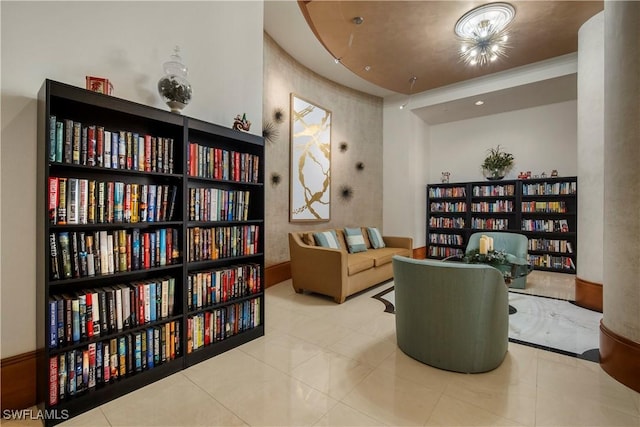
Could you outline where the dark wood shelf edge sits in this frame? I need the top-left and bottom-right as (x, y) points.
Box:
(42, 358), (183, 426)
(185, 325), (264, 367)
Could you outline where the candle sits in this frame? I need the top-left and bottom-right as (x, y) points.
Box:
(479, 236), (488, 255)
(488, 237), (494, 251)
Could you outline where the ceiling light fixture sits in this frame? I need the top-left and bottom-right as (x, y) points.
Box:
(334, 16), (365, 65)
(399, 76), (417, 110)
(475, 100), (485, 106)
(454, 2), (515, 67)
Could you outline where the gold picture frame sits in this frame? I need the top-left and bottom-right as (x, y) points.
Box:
(289, 94), (332, 222)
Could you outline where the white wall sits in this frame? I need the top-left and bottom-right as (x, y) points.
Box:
(0, 1), (264, 358)
(428, 101), (577, 183)
(382, 100), (430, 247)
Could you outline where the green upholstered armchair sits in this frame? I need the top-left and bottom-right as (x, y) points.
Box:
(466, 232), (529, 289)
(392, 256), (508, 373)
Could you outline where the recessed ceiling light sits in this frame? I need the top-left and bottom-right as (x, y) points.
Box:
(364, 65), (371, 71)
(475, 100), (485, 106)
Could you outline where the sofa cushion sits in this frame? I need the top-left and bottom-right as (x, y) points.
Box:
(302, 232), (315, 246)
(364, 247), (412, 267)
(344, 227), (367, 253)
(367, 227), (386, 249)
(347, 253), (375, 275)
(313, 230), (341, 249)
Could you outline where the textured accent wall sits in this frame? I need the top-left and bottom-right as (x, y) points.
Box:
(577, 12), (604, 285)
(263, 34), (383, 266)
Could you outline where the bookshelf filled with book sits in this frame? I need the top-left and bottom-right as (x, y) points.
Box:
(37, 80), (264, 425)
(426, 177), (577, 273)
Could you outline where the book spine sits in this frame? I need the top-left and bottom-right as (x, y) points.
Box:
(55, 121), (64, 163)
(49, 116), (57, 161)
(49, 356), (58, 405)
(72, 122), (81, 165)
(104, 130), (111, 168)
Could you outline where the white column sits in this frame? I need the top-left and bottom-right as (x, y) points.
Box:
(577, 12), (604, 287)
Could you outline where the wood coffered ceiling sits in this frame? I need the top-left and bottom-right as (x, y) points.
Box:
(299, 1), (603, 94)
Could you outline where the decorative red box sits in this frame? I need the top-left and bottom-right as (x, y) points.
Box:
(86, 76), (113, 95)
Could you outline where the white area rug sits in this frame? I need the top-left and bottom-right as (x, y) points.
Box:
(372, 285), (602, 362)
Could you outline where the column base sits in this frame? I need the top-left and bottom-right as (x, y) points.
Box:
(575, 277), (603, 312)
(600, 322), (640, 393)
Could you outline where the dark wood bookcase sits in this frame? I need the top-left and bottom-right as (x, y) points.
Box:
(37, 80), (265, 425)
(426, 177), (577, 273)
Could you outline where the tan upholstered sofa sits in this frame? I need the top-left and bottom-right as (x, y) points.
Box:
(288, 228), (413, 303)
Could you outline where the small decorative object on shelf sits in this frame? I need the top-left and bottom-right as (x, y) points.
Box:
(481, 145), (514, 180)
(85, 76), (113, 95)
(551, 169), (559, 177)
(441, 171), (451, 183)
(232, 113), (251, 131)
(157, 46), (192, 114)
(518, 171), (528, 179)
(541, 171), (547, 178)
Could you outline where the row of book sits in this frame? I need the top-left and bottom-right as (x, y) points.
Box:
(49, 177), (178, 225)
(48, 320), (181, 405)
(470, 218), (509, 230)
(50, 228), (179, 281)
(187, 298), (260, 353)
(49, 116), (175, 173)
(522, 181), (577, 196)
(429, 202), (466, 213)
(187, 264), (261, 311)
(189, 187), (250, 222)
(471, 201), (514, 213)
(472, 184), (515, 197)
(428, 217), (465, 229)
(521, 219), (570, 233)
(187, 142), (260, 183)
(528, 238), (574, 253)
(428, 233), (464, 246)
(428, 186), (466, 198)
(187, 225), (260, 262)
(528, 254), (576, 270)
(48, 276), (176, 348)
(521, 201), (568, 213)
(427, 246), (463, 258)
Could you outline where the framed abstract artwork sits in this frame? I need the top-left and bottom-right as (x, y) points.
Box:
(289, 94), (332, 222)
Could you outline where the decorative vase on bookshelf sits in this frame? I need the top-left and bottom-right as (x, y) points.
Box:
(157, 46), (192, 114)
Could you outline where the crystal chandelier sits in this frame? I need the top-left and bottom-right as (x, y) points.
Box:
(454, 2), (515, 67)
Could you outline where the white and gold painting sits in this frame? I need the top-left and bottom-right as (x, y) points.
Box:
(289, 94), (331, 222)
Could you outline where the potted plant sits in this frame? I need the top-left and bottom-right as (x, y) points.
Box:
(481, 145), (514, 180)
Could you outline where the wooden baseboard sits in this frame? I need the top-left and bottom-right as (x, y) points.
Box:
(413, 246), (426, 259)
(575, 277), (603, 312)
(265, 261), (291, 288)
(1, 350), (41, 410)
(600, 321), (640, 393)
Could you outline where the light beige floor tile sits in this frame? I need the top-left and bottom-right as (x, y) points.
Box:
(537, 356), (639, 416)
(290, 349), (374, 400)
(184, 346), (284, 397)
(351, 310), (397, 342)
(210, 374), (338, 426)
(471, 342), (539, 387)
(101, 372), (246, 426)
(286, 315), (354, 348)
(313, 402), (388, 426)
(535, 387), (640, 426)
(58, 408), (110, 426)
(425, 394), (526, 426)
(511, 271), (576, 300)
(328, 330), (397, 368)
(375, 348), (454, 394)
(443, 375), (537, 426)
(341, 368), (441, 426)
(265, 279), (296, 299)
(264, 304), (319, 335)
(239, 330), (324, 373)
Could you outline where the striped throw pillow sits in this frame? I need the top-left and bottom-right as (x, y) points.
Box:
(344, 227), (367, 253)
(313, 230), (341, 249)
(367, 227), (386, 249)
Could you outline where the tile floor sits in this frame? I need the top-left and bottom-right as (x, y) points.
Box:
(4, 273), (639, 426)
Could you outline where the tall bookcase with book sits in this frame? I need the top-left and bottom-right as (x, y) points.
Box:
(426, 184), (467, 259)
(426, 177), (577, 273)
(37, 80), (264, 425)
(520, 178), (577, 272)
